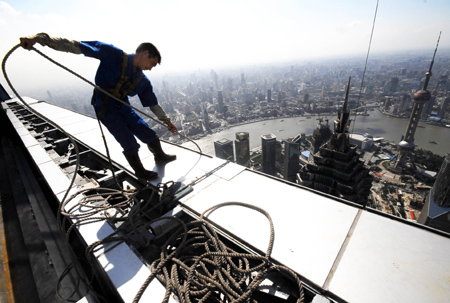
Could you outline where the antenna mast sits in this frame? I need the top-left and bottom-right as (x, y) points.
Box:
(423, 31), (441, 91)
(393, 31), (442, 171)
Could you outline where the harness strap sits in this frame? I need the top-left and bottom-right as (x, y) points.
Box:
(99, 53), (143, 118)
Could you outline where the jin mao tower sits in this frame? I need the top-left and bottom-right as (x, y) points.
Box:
(298, 78), (373, 205)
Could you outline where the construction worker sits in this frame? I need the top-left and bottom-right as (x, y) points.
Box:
(20, 33), (177, 180)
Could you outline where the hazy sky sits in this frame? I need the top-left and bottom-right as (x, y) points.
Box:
(1, 0), (449, 94)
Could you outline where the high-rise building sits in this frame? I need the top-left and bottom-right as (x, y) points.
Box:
(214, 139), (234, 162)
(423, 95), (436, 115)
(303, 93), (309, 104)
(439, 96), (450, 119)
(234, 132), (250, 167)
(400, 94), (410, 112)
(283, 140), (299, 182)
(418, 153), (450, 233)
(267, 89), (272, 103)
(210, 69), (219, 90)
(435, 73), (448, 93)
(217, 90), (225, 114)
(241, 73), (246, 86)
(311, 118), (332, 153)
(201, 103), (210, 130)
(298, 78), (373, 206)
(384, 77), (399, 93)
(208, 87), (214, 103)
(394, 53), (436, 171)
(227, 78), (233, 91)
(261, 134), (276, 176)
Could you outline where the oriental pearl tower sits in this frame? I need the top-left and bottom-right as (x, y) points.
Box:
(394, 33), (441, 171)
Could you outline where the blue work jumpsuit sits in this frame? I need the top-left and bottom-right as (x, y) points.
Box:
(79, 41), (159, 155)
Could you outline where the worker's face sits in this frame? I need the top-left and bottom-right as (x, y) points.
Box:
(137, 51), (159, 71)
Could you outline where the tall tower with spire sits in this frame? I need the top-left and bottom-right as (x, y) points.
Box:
(298, 78), (373, 206)
(394, 33), (441, 171)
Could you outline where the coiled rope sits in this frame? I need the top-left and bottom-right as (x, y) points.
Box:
(1, 44), (196, 301)
(133, 202), (305, 303)
(60, 189), (305, 302)
(57, 182), (178, 302)
(3, 44), (305, 302)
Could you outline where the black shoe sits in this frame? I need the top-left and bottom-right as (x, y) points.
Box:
(148, 138), (176, 163)
(124, 152), (158, 180)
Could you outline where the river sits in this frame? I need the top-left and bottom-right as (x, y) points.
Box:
(181, 109), (450, 157)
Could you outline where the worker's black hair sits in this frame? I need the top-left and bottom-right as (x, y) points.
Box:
(136, 43), (161, 64)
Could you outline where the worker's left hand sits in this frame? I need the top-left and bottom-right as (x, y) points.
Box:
(166, 121), (178, 134)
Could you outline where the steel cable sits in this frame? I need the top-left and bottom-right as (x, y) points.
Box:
(351, 0), (379, 135)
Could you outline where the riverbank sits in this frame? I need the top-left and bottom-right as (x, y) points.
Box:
(181, 108), (449, 156)
(379, 108), (450, 128)
(184, 111), (358, 142)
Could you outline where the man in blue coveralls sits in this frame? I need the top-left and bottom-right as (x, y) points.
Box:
(20, 33), (177, 180)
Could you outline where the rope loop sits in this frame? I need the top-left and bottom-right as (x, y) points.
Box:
(133, 202), (304, 303)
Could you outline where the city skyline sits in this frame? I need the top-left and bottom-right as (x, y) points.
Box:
(1, 0), (449, 93)
(3, 45), (449, 156)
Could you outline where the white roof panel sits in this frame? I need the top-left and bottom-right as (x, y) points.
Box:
(5, 97), (450, 303)
(330, 210), (450, 302)
(180, 170), (360, 287)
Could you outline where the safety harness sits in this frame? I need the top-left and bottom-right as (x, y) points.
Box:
(98, 52), (143, 118)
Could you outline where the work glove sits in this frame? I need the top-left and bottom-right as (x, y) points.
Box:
(20, 33), (82, 54)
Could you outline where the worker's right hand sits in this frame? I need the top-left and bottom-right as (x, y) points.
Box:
(166, 121), (178, 134)
(20, 36), (37, 50)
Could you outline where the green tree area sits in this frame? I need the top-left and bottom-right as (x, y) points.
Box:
(414, 149), (445, 172)
(380, 185), (396, 199)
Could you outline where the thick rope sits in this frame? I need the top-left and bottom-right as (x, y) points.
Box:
(59, 192), (306, 302)
(3, 44), (305, 303)
(133, 202), (304, 303)
(45, 172), (306, 303)
(2, 44), (80, 225)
